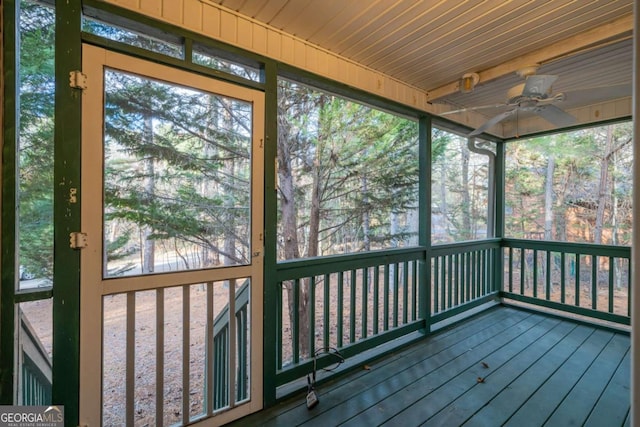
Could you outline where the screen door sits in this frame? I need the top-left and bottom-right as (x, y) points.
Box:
(79, 45), (264, 426)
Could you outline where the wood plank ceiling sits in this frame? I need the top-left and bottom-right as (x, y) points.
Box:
(210, 0), (633, 138)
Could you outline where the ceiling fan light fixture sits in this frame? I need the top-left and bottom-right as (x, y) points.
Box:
(460, 72), (480, 93)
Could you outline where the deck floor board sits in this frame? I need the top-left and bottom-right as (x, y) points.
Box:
(226, 306), (630, 427)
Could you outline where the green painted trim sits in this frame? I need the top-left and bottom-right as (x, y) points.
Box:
(14, 290), (54, 304)
(495, 142), (506, 292)
(82, 0), (266, 68)
(52, 1), (81, 424)
(420, 116), (431, 330)
(430, 293), (500, 324)
(501, 292), (631, 326)
(274, 320), (424, 386)
(81, 33), (265, 92)
(262, 60), (278, 407)
(275, 247), (426, 282)
(430, 238), (502, 256)
(0, 0), (18, 405)
(502, 238), (631, 258)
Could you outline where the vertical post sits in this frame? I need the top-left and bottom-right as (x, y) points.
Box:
(495, 141), (506, 295)
(0, 0), (18, 405)
(262, 60), (278, 407)
(632, 3), (640, 422)
(53, 2), (82, 425)
(418, 116), (431, 332)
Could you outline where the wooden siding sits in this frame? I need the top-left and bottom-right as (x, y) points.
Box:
(103, 0), (429, 112)
(228, 306), (630, 426)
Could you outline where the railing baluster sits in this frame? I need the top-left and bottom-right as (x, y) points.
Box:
(228, 279), (237, 408)
(292, 279), (300, 364)
(466, 252), (472, 303)
(545, 251), (551, 300)
(433, 257), (439, 314)
(628, 261), (632, 317)
(471, 251), (479, 299)
(447, 255), (453, 310)
(157, 288), (166, 422)
(520, 249), (526, 295)
(575, 254), (581, 307)
(309, 277), (316, 357)
(453, 254), (462, 306)
(126, 292), (135, 427)
(183, 285), (191, 422)
(363, 268), (368, 339)
(608, 257), (614, 314)
(277, 283), (283, 370)
(393, 263), (400, 328)
(480, 250), (486, 296)
(337, 272), (344, 347)
(508, 248), (513, 293)
(561, 252), (566, 304)
(591, 255), (597, 310)
(383, 265), (389, 331)
(460, 253), (465, 302)
(205, 283), (212, 416)
(323, 274), (330, 350)
(350, 270), (356, 343)
(402, 262), (409, 324)
(412, 261), (418, 321)
(532, 249), (538, 299)
(373, 267), (379, 335)
(440, 257), (446, 311)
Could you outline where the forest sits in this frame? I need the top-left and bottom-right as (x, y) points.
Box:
(16, 0), (634, 287)
(505, 122), (633, 246)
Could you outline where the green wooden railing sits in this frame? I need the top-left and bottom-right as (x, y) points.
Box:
(502, 239), (631, 325)
(18, 309), (52, 405)
(21, 354), (52, 405)
(430, 239), (502, 323)
(211, 279), (250, 410)
(275, 248), (427, 386)
(272, 238), (630, 390)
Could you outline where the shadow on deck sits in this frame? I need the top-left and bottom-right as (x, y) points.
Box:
(228, 305), (630, 427)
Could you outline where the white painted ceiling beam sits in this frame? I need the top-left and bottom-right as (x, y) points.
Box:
(426, 14), (633, 102)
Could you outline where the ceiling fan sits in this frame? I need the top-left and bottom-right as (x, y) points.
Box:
(442, 67), (577, 137)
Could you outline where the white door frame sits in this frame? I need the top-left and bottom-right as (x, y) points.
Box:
(79, 44), (264, 426)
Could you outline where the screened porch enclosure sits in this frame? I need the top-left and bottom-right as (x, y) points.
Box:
(1, 1), (637, 427)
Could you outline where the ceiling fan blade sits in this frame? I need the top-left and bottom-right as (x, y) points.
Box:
(523, 75), (558, 96)
(535, 104), (577, 127)
(440, 103), (507, 115)
(469, 110), (516, 136)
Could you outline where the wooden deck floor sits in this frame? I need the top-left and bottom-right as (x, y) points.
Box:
(228, 305), (630, 427)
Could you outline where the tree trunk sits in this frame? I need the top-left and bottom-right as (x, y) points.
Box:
(594, 126), (613, 244)
(439, 160), (448, 239)
(461, 140), (471, 240)
(362, 174), (371, 251)
(142, 112), (155, 273)
(544, 155), (555, 240)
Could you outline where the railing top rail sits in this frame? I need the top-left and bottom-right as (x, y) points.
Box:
(502, 238), (631, 258)
(430, 238), (501, 256)
(275, 247), (426, 282)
